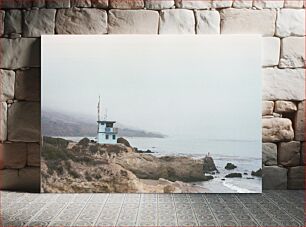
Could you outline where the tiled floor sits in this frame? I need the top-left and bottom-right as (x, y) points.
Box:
(1, 190), (304, 226)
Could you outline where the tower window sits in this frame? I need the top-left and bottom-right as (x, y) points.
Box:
(106, 135), (109, 139)
(113, 135), (116, 140)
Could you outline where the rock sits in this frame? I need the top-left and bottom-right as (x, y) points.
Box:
(262, 37), (280, 67)
(253, 0), (284, 8)
(262, 143), (277, 166)
(262, 101), (274, 116)
(280, 37), (305, 68)
(145, 0), (175, 9)
(220, 8), (276, 36)
(0, 102), (7, 142)
(225, 163), (237, 170)
(276, 9), (305, 37)
(0, 0), (32, 9)
(225, 173), (242, 178)
(251, 168), (262, 177)
(109, 0), (144, 9)
(78, 137), (90, 147)
(46, 0), (70, 8)
(288, 166), (304, 189)
(8, 102), (40, 142)
(56, 8), (107, 34)
(23, 9), (56, 37)
(175, 0), (211, 9)
(244, 172), (248, 175)
(212, 0), (232, 8)
(4, 10), (22, 35)
(159, 9), (195, 34)
(0, 69), (15, 102)
(0, 38), (40, 69)
(203, 156), (218, 173)
(262, 68), (305, 101)
(27, 143), (40, 167)
(274, 101), (297, 113)
(221, 178), (225, 181)
(278, 141), (300, 167)
(195, 10), (220, 34)
(294, 101), (305, 141)
(117, 137), (131, 147)
(0, 167), (40, 192)
(262, 118), (294, 142)
(284, 0), (304, 8)
(15, 68), (40, 101)
(91, 0), (108, 8)
(247, 177), (254, 179)
(0, 143), (27, 169)
(232, 0), (253, 8)
(71, 0), (91, 7)
(263, 166), (287, 189)
(108, 10), (159, 34)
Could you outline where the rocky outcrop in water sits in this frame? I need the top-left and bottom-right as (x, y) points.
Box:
(225, 173), (242, 178)
(225, 162), (237, 170)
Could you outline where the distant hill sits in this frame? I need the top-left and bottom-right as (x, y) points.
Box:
(42, 110), (165, 138)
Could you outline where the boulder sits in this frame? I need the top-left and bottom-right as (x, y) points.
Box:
(262, 143), (277, 166)
(117, 137), (131, 147)
(278, 141), (301, 167)
(0, 143), (27, 169)
(288, 166), (304, 189)
(294, 101), (305, 141)
(108, 10), (159, 34)
(262, 101), (274, 116)
(262, 118), (294, 142)
(203, 156), (218, 173)
(56, 8), (107, 34)
(276, 9), (305, 37)
(274, 101), (297, 113)
(78, 137), (90, 147)
(0, 69), (15, 102)
(195, 10), (220, 34)
(251, 168), (262, 177)
(263, 166), (287, 189)
(15, 68), (40, 101)
(280, 37), (305, 68)
(159, 9), (195, 34)
(225, 163), (237, 170)
(225, 173), (242, 178)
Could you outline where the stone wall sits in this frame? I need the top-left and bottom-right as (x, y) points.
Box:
(0, 0), (305, 192)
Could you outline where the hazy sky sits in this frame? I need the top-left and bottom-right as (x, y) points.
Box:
(42, 35), (261, 140)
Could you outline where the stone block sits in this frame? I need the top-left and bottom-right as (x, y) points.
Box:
(0, 167), (40, 192)
(159, 9), (195, 34)
(262, 143), (277, 166)
(278, 141), (301, 167)
(294, 101), (305, 141)
(262, 101), (274, 116)
(212, 0), (233, 8)
(275, 101), (297, 113)
(284, 0), (304, 8)
(0, 102), (7, 142)
(0, 10), (4, 35)
(263, 166), (287, 189)
(175, 0), (212, 9)
(220, 8), (276, 36)
(91, 0), (108, 8)
(232, 0), (253, 8)
(280, 37), (305, 68)
(0, 38), (40, 69)
(0, 69), (15, 102)
(262, 68), (305, 101)
(0, 143), (27, 169)
(46, 0), (70, 8)
(4, 9), (22, 35)
(27, 143), (40, 167)
(15, 68), (41, 101)
(253, 0), (284, 8)
(262, 118), (294, 142)
(301, 142), (305, 165)
(32, 0), (46, 8)
(195, 10), (220, 34)
(8, 102), (40, 142)
(109, 0), (144, 8)
(145, 0), (175, 9)
(262, 37), (280, 66)
(0, 0), (32, 9)
(71, 0), (92, 7)
(276, 9), (305, 37)
(288, 166), (304, 189)
(108, 10), (159, 34)
(56, 8), (107, 34)
(23, 9), (56, 37)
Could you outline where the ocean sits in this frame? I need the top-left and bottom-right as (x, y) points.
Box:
(62, 135), (262, 193)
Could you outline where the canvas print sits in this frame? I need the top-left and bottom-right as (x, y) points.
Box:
(41, 35), (262, 193)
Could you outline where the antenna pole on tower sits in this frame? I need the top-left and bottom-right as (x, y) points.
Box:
(98, 96), (101, 122)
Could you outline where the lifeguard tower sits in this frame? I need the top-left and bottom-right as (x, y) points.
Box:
(97, 96), (118, 144)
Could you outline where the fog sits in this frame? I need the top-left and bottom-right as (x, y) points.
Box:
(42, 35), (261, 141)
